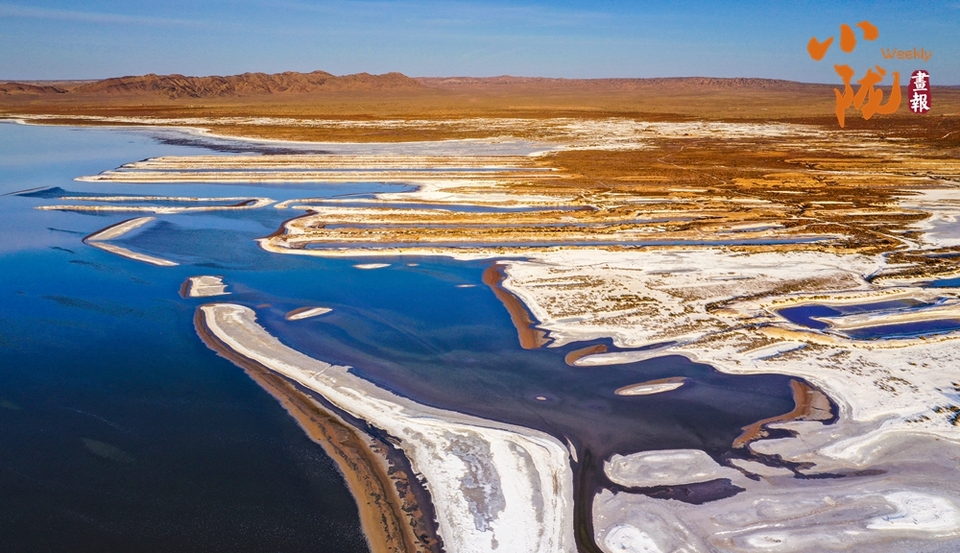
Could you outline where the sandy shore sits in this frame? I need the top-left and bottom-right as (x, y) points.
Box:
(732, 379), (833, 448)
(481, 264), (548, 350)
(496, 248), (960, 551)
(194, 309), (437, 553)
(16, 116), (960, 551)
(198, 303), (576, 553)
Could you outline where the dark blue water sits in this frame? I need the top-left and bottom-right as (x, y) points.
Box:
(0, 123), (372, 553)
(777, 304), (841, 330)
(0, 122), (802, 551)
(778, 299), (929, 332)
(777, 299), (960, 340)
(845, 319), (960, 340)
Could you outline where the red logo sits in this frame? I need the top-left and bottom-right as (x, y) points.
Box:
(908, 70), (931, 114)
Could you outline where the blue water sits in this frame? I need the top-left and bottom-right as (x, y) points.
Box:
(777, 299), (960, 340)
(845, 319), (960, 340)
(0, 122), (803, 550)
(0, 123), (371, 552)
(778, 299), (928, 330)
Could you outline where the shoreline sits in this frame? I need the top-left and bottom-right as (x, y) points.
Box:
(481, 264), (549, 349)
(732, 379), (833, 449)
(197, 302), (577, 553)
(194, 309), (436, 553)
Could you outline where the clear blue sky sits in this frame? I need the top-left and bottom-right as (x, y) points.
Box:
(1, 0), (957, 83)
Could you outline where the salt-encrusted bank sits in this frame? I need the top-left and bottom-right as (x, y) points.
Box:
(495, 247), (960, 552)
(199, 303), (576, 553)
(497, 248), (960, 456)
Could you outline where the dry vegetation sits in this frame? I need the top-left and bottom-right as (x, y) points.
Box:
(6, 75), (960, 277)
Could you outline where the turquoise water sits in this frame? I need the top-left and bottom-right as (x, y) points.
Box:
(0, 122), (802, 551)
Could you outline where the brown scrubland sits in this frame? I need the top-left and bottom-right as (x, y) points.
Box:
(9, 70), (959, 277)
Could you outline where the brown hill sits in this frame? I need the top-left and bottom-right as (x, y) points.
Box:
(67, 70), (423, 99)
(417, 76), (824, 92)
(1, 72), (829, 102)
(0, 82), (67, 95)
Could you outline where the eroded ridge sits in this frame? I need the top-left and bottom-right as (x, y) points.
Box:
(197, 303), (576, 553)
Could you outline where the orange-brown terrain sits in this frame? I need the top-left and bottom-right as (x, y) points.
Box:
(4, 69), (958, 130)
(8, 70), (959, 279)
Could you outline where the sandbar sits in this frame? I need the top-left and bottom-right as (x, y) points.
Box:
(614, 377), (687, 397)
(181, 276), (229, 298)
(82, 216), (178, 266)
(816, 301), (960, 332)
(194, 309), (436, 553)
(732, 379), (833, 449)
(563, 344), (607, 366)
(481, 264), (548, 350)
(37, 196), (272, 214)
(87, 241), (178, 267)
(198, 303), (576, 553)
(285, 306), (333, 320)
(84, 216), (155, 241)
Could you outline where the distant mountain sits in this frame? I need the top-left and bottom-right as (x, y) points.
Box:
(1, 72), (833, 100)
(0, 82), (67, 95)
(417, 76), (822, 91)
(1, 71), (423, 98)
